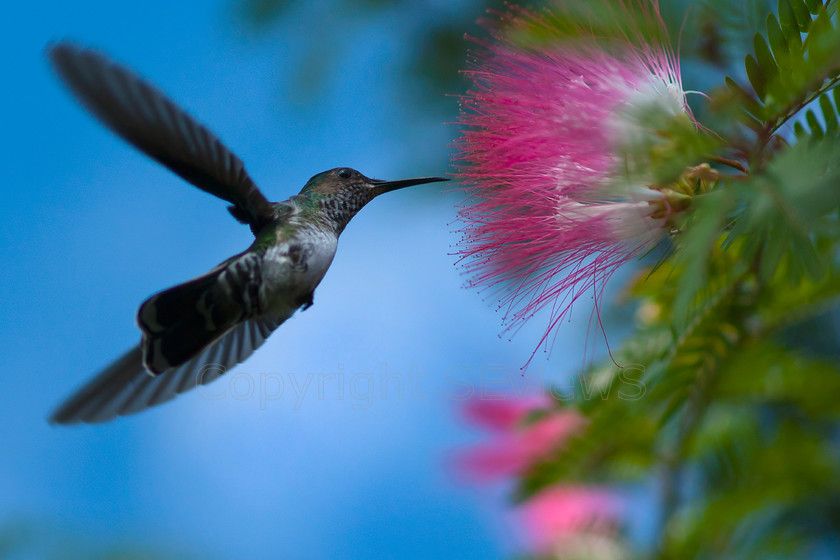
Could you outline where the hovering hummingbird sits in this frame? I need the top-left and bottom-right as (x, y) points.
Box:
(48, 43), (447, 425)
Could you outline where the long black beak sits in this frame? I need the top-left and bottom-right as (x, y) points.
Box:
(370, 176), (449, 196)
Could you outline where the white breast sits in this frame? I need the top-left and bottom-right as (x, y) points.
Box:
(260, 227), (338, 313)
(300, 228), (338, 288)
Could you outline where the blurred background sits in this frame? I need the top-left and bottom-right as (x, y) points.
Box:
(0, 0), (602, 558)
(6, 0), (821, 557)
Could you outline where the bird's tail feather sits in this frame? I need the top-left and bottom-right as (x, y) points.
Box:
(49, 314), (286, 424)
(49, 345), (145, 424)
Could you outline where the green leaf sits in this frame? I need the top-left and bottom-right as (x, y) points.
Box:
(803, 0), (823, 15)
(820, 92), (838, 133)
(668, 418), (840, 557)
(727, 133), (840, 282)
(758, 221), (788, 279)
(745, 54), (767, 100)
(790, 0), (813, 31)
(765, 13), (789, 67)
(672, 191), (736, 321)
(789, 232), (824, 281)
(725, 75), (766, 121)
(756, 250), (840, 331)
(778, 0), (804, 50)
(805, 108), (824, 138)
(731, 0), (840, 140)
(753, 33), (780, 99)
(767, 134), (840, 219)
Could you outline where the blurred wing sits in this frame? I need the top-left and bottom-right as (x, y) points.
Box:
(49, 42), (274, 228)
(49, 315), (288, 425)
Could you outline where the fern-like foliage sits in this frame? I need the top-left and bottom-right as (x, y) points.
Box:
(725, 0), (840, 154)
(455, 1), (840, 558)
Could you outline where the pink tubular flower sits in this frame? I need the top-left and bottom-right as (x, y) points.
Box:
(454, 398), (586, 481)
(519, 485), (623, 558)
(454, 2), (693, 360)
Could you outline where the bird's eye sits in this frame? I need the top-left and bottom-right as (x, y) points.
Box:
(337, 168), (352, 179)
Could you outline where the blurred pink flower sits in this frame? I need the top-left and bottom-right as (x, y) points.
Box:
(454, 2), (692, 361)
(454, 398), (586, 481)
(519, 485), (623, 557)
(461, 395), (550, 432)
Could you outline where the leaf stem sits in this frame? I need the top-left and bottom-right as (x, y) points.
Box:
(707, 155), (748, 174)
(766, 74), (840, 140)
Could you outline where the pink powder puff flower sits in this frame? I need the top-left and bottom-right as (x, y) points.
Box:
(454, 398), (586, 481)
(519, 485), (624, 558)
(454, 2), (696, 361)
(461, 394), (551, 432)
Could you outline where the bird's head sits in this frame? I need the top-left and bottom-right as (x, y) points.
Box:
(300, 167), (448, 198)
(298, 167), (448, 232)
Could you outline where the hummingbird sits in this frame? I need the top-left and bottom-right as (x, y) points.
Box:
(47, 43), (447, 425)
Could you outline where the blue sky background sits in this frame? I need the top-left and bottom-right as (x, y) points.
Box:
(0, 1), (599, 558)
